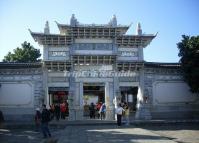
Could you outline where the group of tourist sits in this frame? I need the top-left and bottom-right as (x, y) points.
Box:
(34, 101), (68, 138)
(89, 102), (106, 120)
(34, 101), (129, 138)
(88, 101), (130, 126)
(49, 101), (68, 121)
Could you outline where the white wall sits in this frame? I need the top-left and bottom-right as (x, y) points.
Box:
(153, 81), (197, 105)
(0, 82), (33, 107)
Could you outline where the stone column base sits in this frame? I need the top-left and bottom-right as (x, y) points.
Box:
(105, 108), (115, 120)
(69, 108), (83, 120)
(135, 104), (151, 120)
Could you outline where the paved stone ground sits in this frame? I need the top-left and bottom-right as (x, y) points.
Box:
(0, 127), (62, 143)
(0, 123), (199, 143)
(141, 123), (199, 143)
(58, 125), (177, 143)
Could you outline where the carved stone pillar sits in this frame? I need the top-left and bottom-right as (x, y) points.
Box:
(105, 82), (114, 120)
(135, 69), (152, 120)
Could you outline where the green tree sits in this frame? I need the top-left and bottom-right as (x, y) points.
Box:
(177, 35), (199, 94)
(3, 41), (41, 62)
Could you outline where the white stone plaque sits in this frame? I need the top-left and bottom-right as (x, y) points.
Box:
(51, 51), (66, 57)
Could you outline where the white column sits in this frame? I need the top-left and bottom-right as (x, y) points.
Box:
(75, 82), (79, 106)
(105, 82), (114, 120)
(113, 77), (120, 120)
(45, 87), (50, 108)
(135, 68), (151, 120)
(43, 46), (48, 61)
(74, 81), (83, 120)
(135, 69), (144, 119)
(138, 48), (144, 61)
(136, 86), (143, 108)
(43, 69), (49, 108)
(77, 81), (84, 120)
(79, 82), (83, 108)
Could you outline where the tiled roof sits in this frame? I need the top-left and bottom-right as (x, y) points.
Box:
(0, 62), (42, 69)
(144, 62), (181, 68)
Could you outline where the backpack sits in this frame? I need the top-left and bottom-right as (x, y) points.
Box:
(101, 104), (106, 112)
(42, 109), (51, 122)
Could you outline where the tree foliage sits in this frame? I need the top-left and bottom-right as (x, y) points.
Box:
(3, 41), (41, 62)
(177, 35), (199, 94)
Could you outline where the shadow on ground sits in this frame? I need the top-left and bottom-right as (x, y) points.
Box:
(137, 122), (199, 131)
(1, 123), (199, 143)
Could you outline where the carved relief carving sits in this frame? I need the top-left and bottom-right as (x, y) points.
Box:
(145, 68), (182, 75)
(0, 68), (42, 75)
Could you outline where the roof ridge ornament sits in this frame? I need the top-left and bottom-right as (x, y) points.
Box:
(112, 14), (117, 27)
(70, 14), (79, 26)
(136, 22), (142, 35)
(108, 14), (117, 27)
(44, 21), (50, 34)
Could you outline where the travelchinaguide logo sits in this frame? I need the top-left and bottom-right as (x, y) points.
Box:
(64, 70), (138, 78)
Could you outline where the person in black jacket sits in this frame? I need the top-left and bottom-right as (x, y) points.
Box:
(41, 104), (51, 138)
(54, 103), (60, 121)
(0, 110), (4, 128)
(89, 102), (95, 119)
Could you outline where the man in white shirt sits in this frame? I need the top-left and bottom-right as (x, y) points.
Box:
(115, 103), (125, 126)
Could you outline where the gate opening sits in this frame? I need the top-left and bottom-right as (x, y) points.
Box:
(48, 87), (69, 116)
(83, 83), (105, 116)
(120, 86), (138, 115)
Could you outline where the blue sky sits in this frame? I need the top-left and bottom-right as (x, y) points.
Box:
(0, 0), (198, 62)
